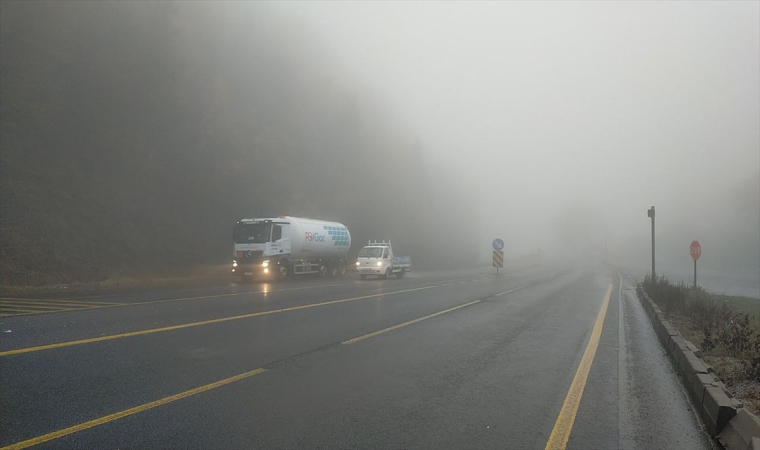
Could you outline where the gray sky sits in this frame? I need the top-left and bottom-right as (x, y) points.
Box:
(273, 1), (759, 271)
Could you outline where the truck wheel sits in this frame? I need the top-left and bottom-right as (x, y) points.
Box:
(330, 264), (338, 277)
(396, 269), (406, 279)
(277, 263), (289, 281)
(382, 268), (391, 280)
(340, 266), (346, 276)
(319, 265), (327, 277)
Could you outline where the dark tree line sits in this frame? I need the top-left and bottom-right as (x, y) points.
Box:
(0, 1), (478, 285)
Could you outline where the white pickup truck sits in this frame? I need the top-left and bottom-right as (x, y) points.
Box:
(355, 240), (411, 280)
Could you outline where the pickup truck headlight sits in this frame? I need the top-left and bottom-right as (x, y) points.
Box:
(356, 261), (360, 266)
(262, 260), (269, 268)
(376, 261), (383, 267)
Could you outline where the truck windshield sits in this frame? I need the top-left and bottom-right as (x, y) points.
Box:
(359, 247), (383, 258)
(234, 223), (271, 243)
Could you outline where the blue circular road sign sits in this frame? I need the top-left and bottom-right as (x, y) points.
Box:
(492, 239), (505, 251)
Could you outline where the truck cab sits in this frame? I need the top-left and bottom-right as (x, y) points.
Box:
(355, 240), (411, 280)
(233, 219), (291, 279)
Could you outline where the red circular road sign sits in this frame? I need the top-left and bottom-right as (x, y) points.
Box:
(690, 240), (702, 261)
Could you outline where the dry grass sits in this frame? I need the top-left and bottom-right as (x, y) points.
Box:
(644, 277), (760, 416)
(704, 356), (760, 414)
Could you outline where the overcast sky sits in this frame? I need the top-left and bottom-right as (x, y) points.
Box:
(271, 1), (759, 273)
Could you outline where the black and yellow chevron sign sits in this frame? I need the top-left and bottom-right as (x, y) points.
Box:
(493, 250), (504, 268)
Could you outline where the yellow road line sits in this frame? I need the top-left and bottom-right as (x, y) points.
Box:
(0, 283), (345, 307)
(0, 305), (117, 318)
(342, 300), (482, 345)
(0, 303), (100, 311)
(0, 285), (438, 357)
(0, 305), (119, 316)
(0, 368), (267, 450)
(0, 284), (345, 317)
(544, 283), (612, 450)
(0, 303), (92, 310)
(0, 300), (117, 307)
(54, 293), (128, 300)
(0, 298), (118, 306)
(111, 283), (346, 307)
(124, 284), (340, 306)
(0, 308), (48, 314)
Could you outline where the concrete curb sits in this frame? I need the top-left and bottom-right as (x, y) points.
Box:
(636, 284), (760, 449)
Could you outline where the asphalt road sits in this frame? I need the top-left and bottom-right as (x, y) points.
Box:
(1, 265), (713, 449)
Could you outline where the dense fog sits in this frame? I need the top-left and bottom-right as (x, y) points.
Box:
(277, 2), (760, 279)
(1, 1), (758, 287)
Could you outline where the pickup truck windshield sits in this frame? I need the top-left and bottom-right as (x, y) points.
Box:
(359, 247), (383, 258)
(234, 223), (271, 243)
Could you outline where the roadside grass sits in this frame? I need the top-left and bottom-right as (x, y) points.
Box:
(705, 356), (760, 415)
(643, 274), (760, 415)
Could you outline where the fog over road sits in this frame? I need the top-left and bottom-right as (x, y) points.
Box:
(1, 266), (710, 449)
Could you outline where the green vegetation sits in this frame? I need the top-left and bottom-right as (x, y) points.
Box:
(0, 1), (477, 286)
(642, 274), (760, 412)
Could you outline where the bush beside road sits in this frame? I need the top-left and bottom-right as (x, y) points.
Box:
(642, 274), (760, 415)
(639, 273), (760, 450)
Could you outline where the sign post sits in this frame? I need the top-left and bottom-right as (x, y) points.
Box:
(647, 206), (656, 278)
(492, 239), (504, 274)
(690, 240), (701, 288)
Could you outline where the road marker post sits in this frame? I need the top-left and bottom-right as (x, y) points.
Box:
(492, 251), (504, 274)
(492, 238), (504, 274)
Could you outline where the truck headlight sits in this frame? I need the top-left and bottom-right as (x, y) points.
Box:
(262, 260), (269, 268)
(376, 261), (383, 267)
(356, 261), (360, 266)
(232, 261), (238, 267)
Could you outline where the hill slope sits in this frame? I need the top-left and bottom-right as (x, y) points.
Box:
(0, 1), (477, 285)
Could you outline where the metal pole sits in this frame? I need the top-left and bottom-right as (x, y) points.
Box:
(647, 206), (656, 278)
(652, 214), (655, 277)
(694, 259), (697, 288)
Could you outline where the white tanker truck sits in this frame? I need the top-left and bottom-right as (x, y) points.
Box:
(232, 216), (351, 280)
